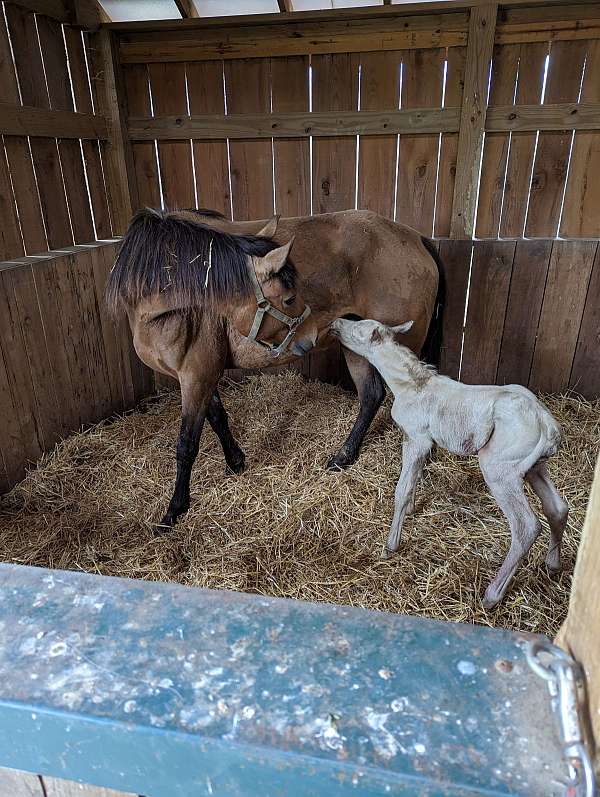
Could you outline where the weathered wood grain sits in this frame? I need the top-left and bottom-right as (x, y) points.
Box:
(496, 239), (552, 386)
(148, 62), (194, 210)
(529, 240), (597, 393)
(569, 242), (600, 398)
(460, 240), (515, 384)
(357, 50), (401, 219)
(29, 137), (73, 249)
(122, 63), (161, 210)
(450, 4), (498, 237)
(4, 3), (49, 108)
(437, 239), (473, 379)
(0, 11), (19, 103)
(187, 60), (231, 217)
(0, 104), (110, 139)
(225, 58), (274, 220)
(0, 768), (44, 795)
(0, 143), (24, 259)
(396, 48), (445, 234)
(42, 775), (136, 796)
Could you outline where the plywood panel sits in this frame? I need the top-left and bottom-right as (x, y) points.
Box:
(525, 40), (586, 237)
(437, 239), (472, 379)
(312, 52), (357, 215)
(396, 47), (444, 235)
(434, 46), (466, 237)
(529, 240), (597, 393)
(357, 51), (400, 219)
(499, 42), (548, 237)
(570, 243), (600, 398)
(496, 239), (552, 386)
(271, 55), (310, 218)
(560, 40), (600, 237)
(475, 44), (519, 238)
(225, 58), (273, 220)
(461, 240), (515, 385)
(187, 60), (231, 217)
(123, 63), (161, 210)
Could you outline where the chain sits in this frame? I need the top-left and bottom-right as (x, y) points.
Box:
(525, 639), (596, 797)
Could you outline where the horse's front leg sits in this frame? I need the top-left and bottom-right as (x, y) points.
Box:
(207, 390), (245, 475)
(327, 347), (385, 470)
(157, 375), (219, 532)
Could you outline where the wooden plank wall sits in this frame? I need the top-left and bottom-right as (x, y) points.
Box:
(0, 4), (113, 259)
(0, 242), (149, 494)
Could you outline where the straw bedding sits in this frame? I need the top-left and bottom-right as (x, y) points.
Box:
(1, 371), (598, 638)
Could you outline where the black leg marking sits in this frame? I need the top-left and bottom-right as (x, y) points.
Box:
(327, 351), (385, 471)
(207, 390), (246, 475)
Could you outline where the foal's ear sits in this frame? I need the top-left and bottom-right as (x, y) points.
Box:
(257, 215), (280, 238)
(254, 237), (295, 280)
(391, 320), (414, 336)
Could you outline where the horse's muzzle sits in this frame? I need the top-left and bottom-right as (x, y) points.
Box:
(290, 337), (315, 357)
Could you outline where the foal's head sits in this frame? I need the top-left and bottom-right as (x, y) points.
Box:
(330, 317), (414, 360)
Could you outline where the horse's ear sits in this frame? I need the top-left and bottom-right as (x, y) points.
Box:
(391, 320), (414, 336)
(257, 215), (280, 238)
(254, 237), (295, 279)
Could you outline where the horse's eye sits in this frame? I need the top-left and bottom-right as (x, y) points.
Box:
(283, 295), (296, 307)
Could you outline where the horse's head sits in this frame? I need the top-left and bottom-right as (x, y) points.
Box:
(230, 232), (318, 358)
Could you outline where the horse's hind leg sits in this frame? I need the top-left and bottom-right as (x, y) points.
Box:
(327, 348), (385, 470)
(207, 390), (245, 475)
(526, 461), (568, 572)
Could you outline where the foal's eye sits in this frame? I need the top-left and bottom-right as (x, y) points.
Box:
(283, 295), (296, 307)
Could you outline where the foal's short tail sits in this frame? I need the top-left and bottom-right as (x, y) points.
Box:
(420, 236), (446, 367)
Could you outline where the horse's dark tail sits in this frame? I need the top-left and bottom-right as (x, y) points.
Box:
(420, 236), (446, 368)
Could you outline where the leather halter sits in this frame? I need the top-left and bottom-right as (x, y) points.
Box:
(246, 260), (311, 358)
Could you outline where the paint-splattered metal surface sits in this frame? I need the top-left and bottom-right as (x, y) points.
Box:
(0, 564), (564, 796)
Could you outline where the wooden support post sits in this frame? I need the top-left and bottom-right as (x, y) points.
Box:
(88, 30), (136, 235)
(174, 0), (198, 18)
(557, 454), (600, 759)
(450, 3), (497, 238)
(277, 0), (293, 11)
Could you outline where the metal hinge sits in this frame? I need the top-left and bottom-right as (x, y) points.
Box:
(525, 639), (597, 797)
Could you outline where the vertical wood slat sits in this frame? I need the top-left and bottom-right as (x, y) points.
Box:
(460, 240), (515, 384)
(3, 137), (47, 254)
(525, 40), (587, 238)
(88, 30), (136, 235)
(434, 46), (466, 237)
(570, 243), (600, 399)
(4, 3), (48, 109)
(475, 43), (519, 238)
(148, 62), (194, 210)
(498, 41), (548, 238)
(123, 63), (161, 210)
(225, 58), (273, 221)
(496, 239), (552, 387)
(437, 239), (472, 379)
(560, 40), (600, 238)
(0, 142), (24, 259)
(450, 3), (497, 238)
(187, 60), (231, 216)
(357, 50), (400, 220)
(271, 55), (310, 218)
(0, 9), (19, 104)
(529, 240), (598, 393)
(396, 47), (444, 235)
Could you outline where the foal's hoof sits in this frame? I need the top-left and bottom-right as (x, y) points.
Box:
(225, 451), (246, 476)
(380, 547), (394, 560)
(481, 593), (500, 611)
(326, 451), (356, 471)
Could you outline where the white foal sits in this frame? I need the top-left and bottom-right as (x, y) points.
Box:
(330, 317), (569, 609)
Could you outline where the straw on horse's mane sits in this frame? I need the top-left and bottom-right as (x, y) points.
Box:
(105, 208), (296, 317)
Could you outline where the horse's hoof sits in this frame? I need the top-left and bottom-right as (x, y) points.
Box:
(226, 452), (246, 476)
(326, 453), (356, 471)
(154, 514), (176, 534)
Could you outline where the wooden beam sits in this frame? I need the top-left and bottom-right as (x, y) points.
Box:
(174, 0), (198, 18)
(557, 454), (600, 758)
(486, 102), (600, 131)
(88, 30), (136, 235)
(450, 4), (498, 238)
(0, 104), (108, 138)
(277, 0), (293, 11)
(117, 12), (469, 63)
(72, 0), (112, 28)
(7, 0), (72, 22)
(128, 107), (460, 140)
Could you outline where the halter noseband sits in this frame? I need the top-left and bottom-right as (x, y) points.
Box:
(246, 260), (311, 358)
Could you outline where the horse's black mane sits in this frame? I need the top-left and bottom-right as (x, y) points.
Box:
(105, 207), (296, 315)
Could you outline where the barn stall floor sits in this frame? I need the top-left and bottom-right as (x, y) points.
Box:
(1, 371), (598, 638)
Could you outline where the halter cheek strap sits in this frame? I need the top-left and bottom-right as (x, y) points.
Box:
(247, 260), (311, 358)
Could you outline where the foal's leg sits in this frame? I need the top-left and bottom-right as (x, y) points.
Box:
(157, 375), (217, 531)
(382, 438), (431, 559)
(526, 462), (568, 572)
(479, 462), (542, 609)
(327, 348), (385, 470)
(206, 390), (246, 475)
